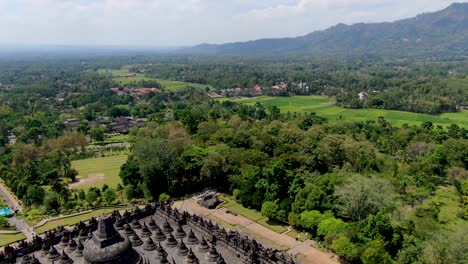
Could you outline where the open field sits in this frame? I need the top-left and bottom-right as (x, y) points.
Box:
(34, 208), (127, 234)
(70, 155), (127, 190)
(102, 134), (131, 144)
(226, 96), (468, 128)
(100, 68), (212, 92)
(418, 186), (465, 229)
(0, 233), (25, 246)
(219, 194), (288, 234)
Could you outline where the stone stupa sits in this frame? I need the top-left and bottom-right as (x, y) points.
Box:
(82, 216), (144, 264)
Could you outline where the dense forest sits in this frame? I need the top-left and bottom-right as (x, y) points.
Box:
(0, 55), (467, 263)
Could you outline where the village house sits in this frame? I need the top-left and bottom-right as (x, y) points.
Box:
(110, 117), (145, 134)
(358, 92), (369, 100)
(271, 82), (287, 90)
(247, 85), (263, 97)
(6, 132), (16, 144)
(111, 87), (160, 98)
(96, 117), (111, 125)
(223, 87), (243, 97)
(134, 88), (161, 96)
(207, 91), (222, 98)
(456, 105), (468, 111)
(0, 83), (13, 90)
(62, 118), (81, 129)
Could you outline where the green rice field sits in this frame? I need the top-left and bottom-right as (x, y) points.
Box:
(100, 68), (212, 92)
(227, 96), (468, 128)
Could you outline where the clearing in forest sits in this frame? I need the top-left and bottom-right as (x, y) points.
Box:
(99, 68), (212, 92)
(70, 155), (127, 190)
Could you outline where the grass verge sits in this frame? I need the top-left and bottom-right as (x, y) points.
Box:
(286, 229), (309, 242)
(219, 194), (289, 234)
(34, 207), (129, 234)
(0, 233), (25, 246)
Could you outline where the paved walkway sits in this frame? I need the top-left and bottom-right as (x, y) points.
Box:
(0, 181), (35, 240)
(173, 199), (339, 264)
(0, 180), (20, 211)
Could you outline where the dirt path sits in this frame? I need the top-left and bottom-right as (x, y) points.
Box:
(173, 199), (339, 264)
(69, 173), (106, 189)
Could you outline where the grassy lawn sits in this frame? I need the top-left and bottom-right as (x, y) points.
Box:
(286, 229), (309, 242)
(102, 134), (131, 144)
(219, 194), (263, 221)
(257, 218), (288, 234)
(71, 155), (127, 190)
(0, 233), (25, 246)
(102, 68), (212, 92)
(34, 208), (126, 234)
(219, 194), (288, 234)
(156, 79), (211, 92)
(419, 186), (464, 229)
(227, 96), (468, 128)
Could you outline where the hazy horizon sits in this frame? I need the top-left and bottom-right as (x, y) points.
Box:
(0, 0), (464, 47)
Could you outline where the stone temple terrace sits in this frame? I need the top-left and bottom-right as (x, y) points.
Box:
(0, 203), (296, 264)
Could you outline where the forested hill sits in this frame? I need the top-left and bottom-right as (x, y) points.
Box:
(184, 3), (468, 59)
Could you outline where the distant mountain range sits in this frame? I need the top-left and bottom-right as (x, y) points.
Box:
(183, 3), (468, 58)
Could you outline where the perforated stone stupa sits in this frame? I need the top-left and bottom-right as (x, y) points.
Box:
(2, 204), (296, 264)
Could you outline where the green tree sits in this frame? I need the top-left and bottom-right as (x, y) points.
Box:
(103, 188), (116, 205)
(78, 190), (86, 201)
(261, 201), (279, 220)
(86, 188), (99, 205)
(134, 138), (181, 199)
(159, 193), (171, 202)
(90, 125), (106, 142)
(335, 175), (394, 220)
(424, 227), (468, 264)
(175, 110), (198, 134)
(331, 236), (360, 262)
(119, 155), (142, 187)
(76, 122), (90, 134)
(23, 185), (45, 207)
(125, 184), (140, 200)
(361, 211), (394, 242)
(298, 210), (332, 233)
(361, 239), (393, 264)
(0, 216), (9, 228)
(317, 217), (348, 241)
(44, 192), (60, 212)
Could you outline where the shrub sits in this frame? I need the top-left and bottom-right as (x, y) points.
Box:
(159, 193), (171, 202)
(331, 236), (360, 262)
(261, 201), (279, 220)
(317, 217), (348, 243)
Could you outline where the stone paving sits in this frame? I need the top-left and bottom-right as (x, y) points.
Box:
(173, 198), (339, 264)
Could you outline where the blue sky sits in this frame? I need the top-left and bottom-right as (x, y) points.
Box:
(0, 0), (461, 46)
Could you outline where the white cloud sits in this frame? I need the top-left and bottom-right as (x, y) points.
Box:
(0, 0), (461, 46)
